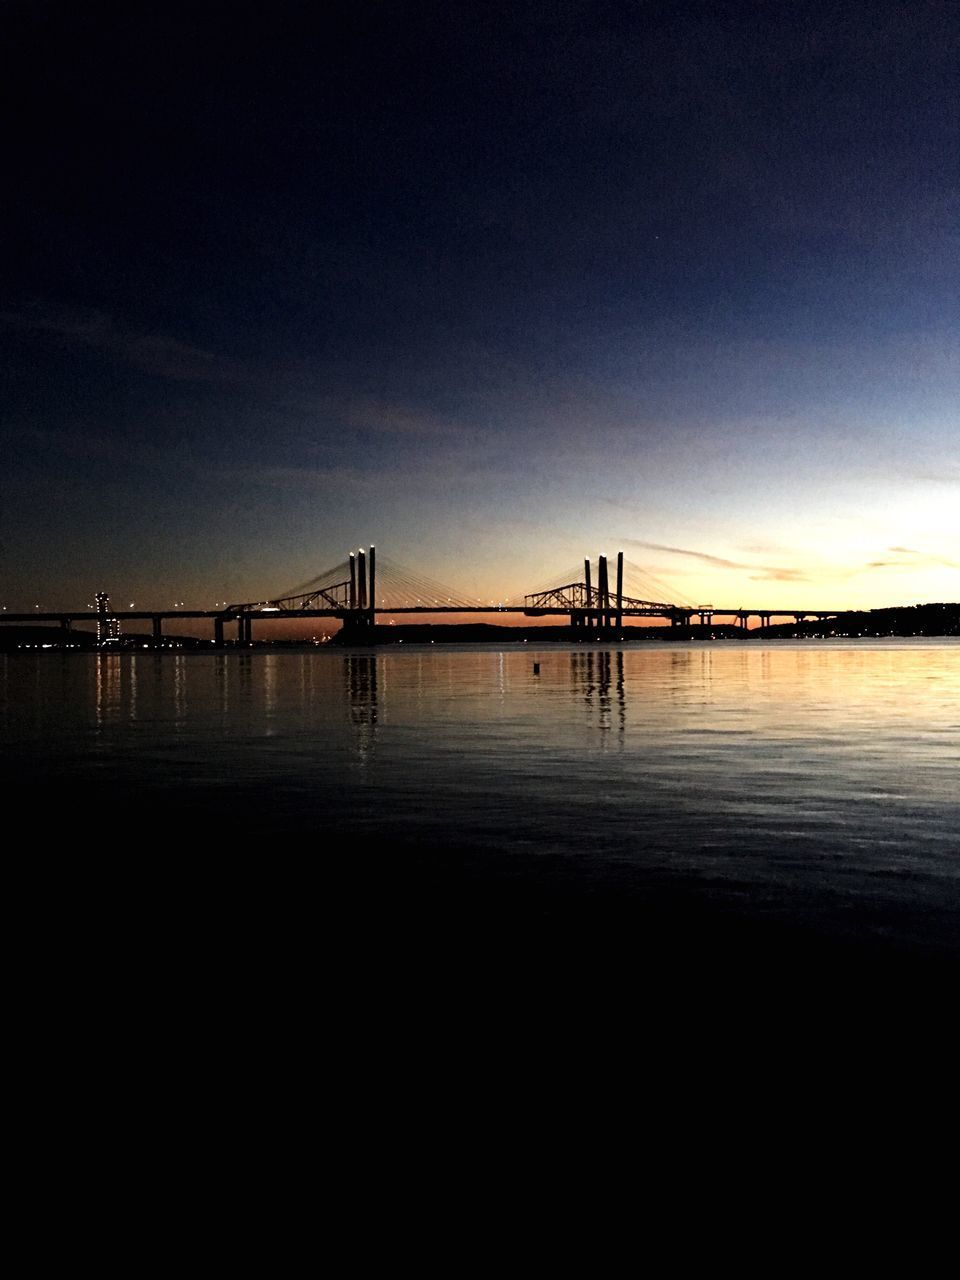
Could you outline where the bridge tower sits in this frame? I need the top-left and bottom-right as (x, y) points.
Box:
(368, 545), (376, 627)
(569, 551), (625, 630)
(342, 545), (377, 637)
(357, 549), (367, 611)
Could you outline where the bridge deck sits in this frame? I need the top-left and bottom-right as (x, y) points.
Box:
(3, 605), (842, 624)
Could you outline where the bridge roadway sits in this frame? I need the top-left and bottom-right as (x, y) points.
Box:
(2, 603), (842, 644)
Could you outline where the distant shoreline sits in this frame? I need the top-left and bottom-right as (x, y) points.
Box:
(330, 614), (960, 644)
(2, 602), (957, 650)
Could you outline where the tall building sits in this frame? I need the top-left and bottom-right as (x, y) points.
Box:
(95, 592), (121, 645)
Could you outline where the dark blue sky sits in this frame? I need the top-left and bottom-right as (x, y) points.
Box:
(2, 0), (958, 611)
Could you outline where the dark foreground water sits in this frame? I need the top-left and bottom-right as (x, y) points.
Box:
(3, 640), (958, 984)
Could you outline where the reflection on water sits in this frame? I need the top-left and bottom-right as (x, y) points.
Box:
(95, 653), (124, 729)
(346, 654), (378, 764)
(346, 655), (378, 726)
(173, 655), (186, 728)
(571, 650), (625, 739)
(11, 642), (960, 755)
(2, 641), (958, 951)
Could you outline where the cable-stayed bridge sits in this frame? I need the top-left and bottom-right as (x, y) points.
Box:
(3, 546), (843, 645)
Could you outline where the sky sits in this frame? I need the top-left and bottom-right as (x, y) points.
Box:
(2, 0), (958, 619)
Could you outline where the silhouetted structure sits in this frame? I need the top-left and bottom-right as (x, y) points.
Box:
(95, 592), (120, 645)
(1, 547), (957, 645)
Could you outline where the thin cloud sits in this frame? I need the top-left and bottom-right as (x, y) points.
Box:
(286, 395), (471, 440)
(212, 465), (389, 494)
(863, 547), (960, 572)
(23, 426), (194, 470)
(890, 547), (960, 567)
(211, 455), (519, 493)
(623, 538), (804, 580)
(342, 399), (469, 439)
(1, 306), (243, 384)
(623, 539), (743, 569)
(748, 569), (810, 582)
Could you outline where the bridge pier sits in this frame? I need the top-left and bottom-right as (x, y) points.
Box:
(368, 545), (376, 627)
(357, 549), (367, 611)
(340, 614), (376, 643)
(598, 555), (610, 631)
(214, 616), (224, 646)
(153, 615), (163, 648)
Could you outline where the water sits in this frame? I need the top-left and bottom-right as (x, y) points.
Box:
(3, 640), (958, 964)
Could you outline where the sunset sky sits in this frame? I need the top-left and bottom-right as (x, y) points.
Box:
(2, 1), (958, 616)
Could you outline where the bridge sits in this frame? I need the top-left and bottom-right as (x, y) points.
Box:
(1, 546), (842, 645)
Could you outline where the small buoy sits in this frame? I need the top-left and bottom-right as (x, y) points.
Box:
(533, 662), (540, 674)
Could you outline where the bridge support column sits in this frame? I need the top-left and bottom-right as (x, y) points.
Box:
(739, 614), (750, 630)
(584, 559), (593, 628)
(60, 617), (71, 636)
(357, 550), (367, 612)
(214, 617), (224, 646)
(368, 545), (376, 628)
(615, 550), (623, 630)
(598, 555), (609, 631)
(153, 615), (163, 648)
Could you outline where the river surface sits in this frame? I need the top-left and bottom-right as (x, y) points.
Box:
(3, 640), (958, 963)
